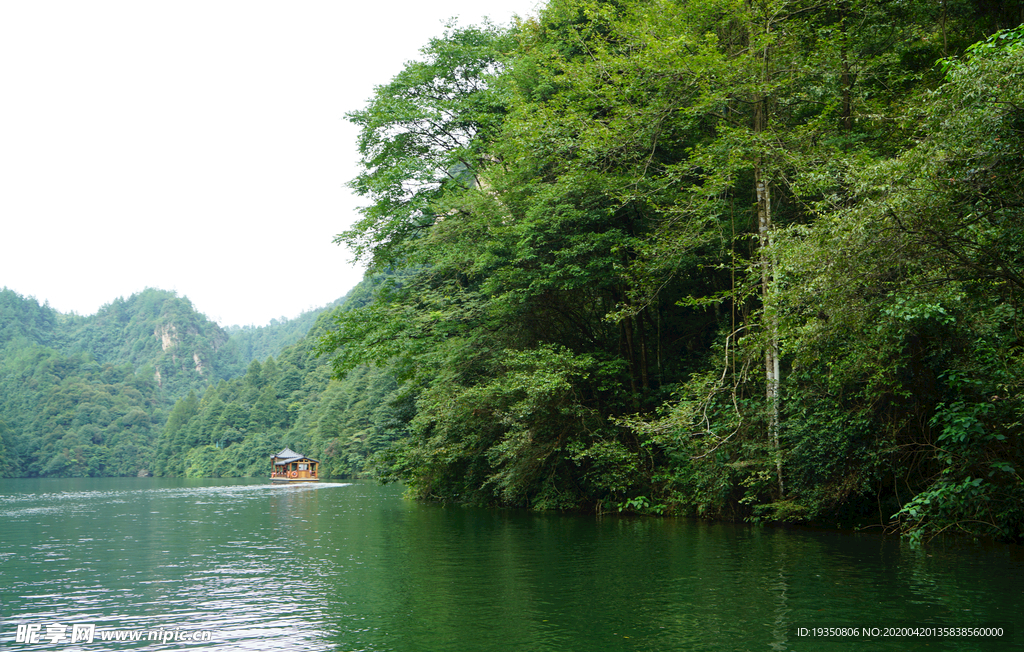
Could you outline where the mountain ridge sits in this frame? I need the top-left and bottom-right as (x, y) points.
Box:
(0, 285), (354, 477)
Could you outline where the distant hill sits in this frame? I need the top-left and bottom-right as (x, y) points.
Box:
(0, 286), (351, 477)
(223, 295), (347, 366)
(150, 273), (405, 480)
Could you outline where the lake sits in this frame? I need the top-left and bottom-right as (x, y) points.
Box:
(1, 477), (1020, 651)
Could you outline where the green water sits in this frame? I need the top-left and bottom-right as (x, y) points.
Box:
(1, 478), (1020, 651)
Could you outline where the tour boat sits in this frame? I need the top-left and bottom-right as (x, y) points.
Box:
(270, 448), (320, 483)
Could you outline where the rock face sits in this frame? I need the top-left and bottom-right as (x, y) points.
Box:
(154, 323), (212, 373)
(114, 291), (234, 395)
(152, 320), (225, 386)
(157, 324), (177, 351)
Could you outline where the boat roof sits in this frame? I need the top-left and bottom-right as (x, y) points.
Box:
(271, 448), (319, 464)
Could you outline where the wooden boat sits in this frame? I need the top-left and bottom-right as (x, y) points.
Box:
(270, 448), (320, 483)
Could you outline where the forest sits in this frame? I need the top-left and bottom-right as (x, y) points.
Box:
(314, 0), (1024, 544)
(0, 287), (348, 478)
(151, 276), (410, 480)
(4, 0), (1022, 545)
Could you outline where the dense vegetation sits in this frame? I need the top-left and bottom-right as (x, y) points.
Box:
(7, 0), (1022, 546)
(314, 0), (1024, 543)
(0, 287), (341, 477)
(151, 278), (411, 479)
(224, 296), (346, 364)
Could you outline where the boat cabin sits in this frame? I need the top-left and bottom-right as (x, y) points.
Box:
(270, 448), (320, 483)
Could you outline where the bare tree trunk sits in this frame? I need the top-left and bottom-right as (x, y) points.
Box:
(840, 1), (853, 138)
(752, 10), (783, 496)
(622, 307), (640, 409)
(755, 160), (783, 496)
(841, 53), (852, 136)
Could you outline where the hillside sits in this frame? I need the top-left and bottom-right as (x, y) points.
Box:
(150, 273), (405, 479)
(0, 286), (347, 477)
(223, 295), (347, 365)
(313, 2), (1024, 545)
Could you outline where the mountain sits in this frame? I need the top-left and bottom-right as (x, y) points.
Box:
(0, 286), (348, 477)
(150, 274), (406, 480)
(223, 295), (347, 366)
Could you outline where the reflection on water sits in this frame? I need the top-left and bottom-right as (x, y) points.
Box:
(1, 477), (1020, 651)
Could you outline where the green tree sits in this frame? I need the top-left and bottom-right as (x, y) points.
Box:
(776, 25), (1024, 541)
(338, 21), (516, 268)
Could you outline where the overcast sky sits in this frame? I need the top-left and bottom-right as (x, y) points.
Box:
(0, 0), (541, 327)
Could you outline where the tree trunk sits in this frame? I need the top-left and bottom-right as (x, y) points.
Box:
(840, 2), (853, 138)
(752, 12), (783, 496)
(755, 160), (783, 496)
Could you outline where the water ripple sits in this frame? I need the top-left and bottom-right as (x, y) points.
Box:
(2, 478), (1021, 651)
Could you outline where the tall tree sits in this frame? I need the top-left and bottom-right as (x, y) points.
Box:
(337, 21), (516, 269)
(318, 0), (1024, 543)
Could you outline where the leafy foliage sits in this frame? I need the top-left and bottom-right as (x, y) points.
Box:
(0, 287), (345, 478)
(319, 0), (1024, 544)
(151, 276), (410, 479)
(12, 0), (1023, 547)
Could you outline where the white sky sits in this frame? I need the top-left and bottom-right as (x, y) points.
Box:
(0, 0), (542, 327)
